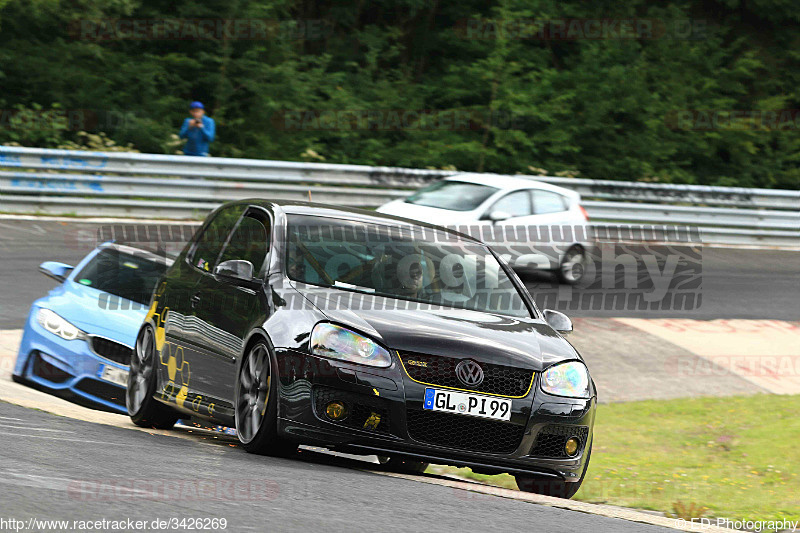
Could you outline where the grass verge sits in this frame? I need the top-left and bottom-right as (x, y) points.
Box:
(428, 394), (799, 523)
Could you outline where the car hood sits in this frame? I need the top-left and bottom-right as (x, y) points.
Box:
(295, 286), (579, 371)
(35, 280), (148, 347)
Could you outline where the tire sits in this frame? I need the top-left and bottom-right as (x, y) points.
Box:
(127, 325), (179, 429)
(235, 340), (296, 456)
(557, 245), (587, 285)
(377, 456), (429, 474)
(515, 442), (592, 499)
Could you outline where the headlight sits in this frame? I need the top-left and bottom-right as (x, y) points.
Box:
(541, 361), (590, 398)
(310, 323), (392, 368)
(37, 308), (86, 341)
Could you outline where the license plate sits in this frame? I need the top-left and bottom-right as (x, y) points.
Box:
(423, 388), (511, 421)
(99, 365), (128, 387)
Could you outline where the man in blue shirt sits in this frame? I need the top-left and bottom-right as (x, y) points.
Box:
(179, 101), (215, 156)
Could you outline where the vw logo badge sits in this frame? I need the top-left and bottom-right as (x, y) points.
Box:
(455, 359), (484, 387)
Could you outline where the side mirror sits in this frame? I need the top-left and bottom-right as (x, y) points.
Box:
(39, 261), (74, 283)
(488, 210), (511, 223)
(214, 259), (256, 282)
(544, 309), (573, 334)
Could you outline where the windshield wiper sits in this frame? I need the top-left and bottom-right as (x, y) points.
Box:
(333, 280), (375, 294)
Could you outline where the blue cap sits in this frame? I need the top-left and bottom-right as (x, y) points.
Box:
(189, 101), (204, 109)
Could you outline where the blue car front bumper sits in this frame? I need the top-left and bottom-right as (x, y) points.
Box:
(14, 307), (130, 414)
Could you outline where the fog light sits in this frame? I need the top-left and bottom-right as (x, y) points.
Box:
(565, 437), (580, 457)
(325, 401), (347, 420)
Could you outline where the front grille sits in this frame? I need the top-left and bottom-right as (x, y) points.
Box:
(529, 424), (590, 458)
(406, 409), (525, 454)
(90, 337), (132, 366)
(398, 351), (534, 397)
(32, 351), (72, 383)
(313, 386), (390, 434)
(74, 378), (126, 407)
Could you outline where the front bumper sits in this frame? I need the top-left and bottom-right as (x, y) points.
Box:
(14, 308), (129, 414)
(275, 349), (595, 481)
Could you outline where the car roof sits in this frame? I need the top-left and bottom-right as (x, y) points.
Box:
(234, 200), (484, 244)
(444, 172), (580, 199)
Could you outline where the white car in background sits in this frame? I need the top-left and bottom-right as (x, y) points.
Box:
(377, 173), (593, 284)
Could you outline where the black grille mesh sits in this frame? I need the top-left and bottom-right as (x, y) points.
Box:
(313, 386), (390, 434)
(90, 337), (132, 365)
(75, 379), (126, 407)
(399, 352), (533, 397)
(529, 425), (590, 458)
(406, 409), (524, 454)
(32, 352), (71, 383)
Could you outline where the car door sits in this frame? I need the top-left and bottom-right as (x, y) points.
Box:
(191, 207), (271, 403)
(479, 189), (571, 270)
(480, 188), (571, 226)
(475, 190), (545, 268)
(529, 189), (572, 227)
(160, 203), (245, 406)
(527, 189), (576, 267)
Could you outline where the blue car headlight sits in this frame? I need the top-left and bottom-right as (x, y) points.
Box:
(310, 323), (392, 368)
(541, 361), (590, 398)
(37, 308), (86, 341)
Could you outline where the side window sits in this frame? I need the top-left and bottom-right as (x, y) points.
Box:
(217, 213), (270, 274)
(489, 191), (532, 218)
(533, 191), (568, 214)
(189, 206), (244, 272)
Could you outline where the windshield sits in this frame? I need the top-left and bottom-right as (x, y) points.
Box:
(285, 215), (532, 318)
(405, 180), (498, 211)
(74, 248), (169, 305)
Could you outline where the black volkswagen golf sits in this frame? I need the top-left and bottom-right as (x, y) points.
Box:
(127, 200), (596, 498)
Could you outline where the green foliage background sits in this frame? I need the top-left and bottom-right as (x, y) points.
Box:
(1, 0), (798, 189)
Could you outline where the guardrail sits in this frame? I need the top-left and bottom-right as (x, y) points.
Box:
(1, 145), (798, 246)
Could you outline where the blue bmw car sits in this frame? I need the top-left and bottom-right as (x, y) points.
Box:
(13, 243), (171, 413)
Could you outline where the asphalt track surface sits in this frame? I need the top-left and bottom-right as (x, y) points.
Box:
(0, 401), (676, 533)
(0, 218), (797, 328)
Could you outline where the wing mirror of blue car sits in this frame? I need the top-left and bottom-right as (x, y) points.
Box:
(487, 210), (511, 223)
(39, 261), (74, 283)
(543, 309), (573, 334)
(214, 259), (262, 287)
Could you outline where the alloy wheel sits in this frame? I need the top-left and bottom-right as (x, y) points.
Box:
(560, 247), (586, 284)
(236, 344), (271, 443)
(127, 326), (155, 414)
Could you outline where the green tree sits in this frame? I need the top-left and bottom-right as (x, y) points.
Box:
(0, 0), (797, 189)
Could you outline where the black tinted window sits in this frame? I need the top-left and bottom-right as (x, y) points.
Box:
(74, 248), (168, 305)
(190, 206), (243, 272)
(218, 215), (270, 273)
